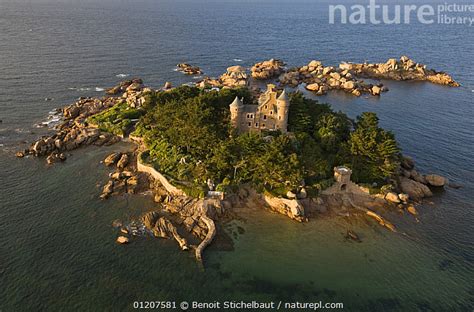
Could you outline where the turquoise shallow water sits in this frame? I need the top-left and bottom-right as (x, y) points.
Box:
(0, 145), (472, 311)
(0, 0), (473, 311)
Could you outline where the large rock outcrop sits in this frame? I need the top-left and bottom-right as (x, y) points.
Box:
(399, 177), (433, 201)
(197, 65), (248, 89)
(279, 60), (385, 96)
(153, 217), (189, 251)
(106, 78), (143, 95)
(251, 59), (285, 80)
(396, 156), (450, 201)
(339, 56), (459, 87)
(140, 211), (189, 250)
(263, 194), (306, 222)
(101, 152), (149, 199)
(220, 66), (249, 87)
(176, 63), (202, 75)
(425, 174), (448, 187)
(104, 152), (122, 166)
(18, 79), (155, 163)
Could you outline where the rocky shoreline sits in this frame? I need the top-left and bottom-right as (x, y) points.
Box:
(24, 136), (456, 263)
(251, 59), (286, 80)
(280, 59), (387, 96)
(15, 79), (152, 162)
(15, 61), (460, 263)
(339, 56), (460, 87)
(95, 148), (221, 261)
(192, 55), (458, 97)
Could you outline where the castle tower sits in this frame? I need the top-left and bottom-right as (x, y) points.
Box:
(229, 96), (243, 129)
(267, 83), (277, 94)
(276, 89), (290, 133)
(334, 166), (352, 184)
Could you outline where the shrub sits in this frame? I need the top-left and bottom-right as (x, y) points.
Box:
(87, 102), (144, 136)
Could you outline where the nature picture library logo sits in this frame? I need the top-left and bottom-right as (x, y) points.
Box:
(329, 0), (474, 26)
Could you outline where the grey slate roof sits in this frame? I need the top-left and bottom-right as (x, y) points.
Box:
(229, 96), (243, 108)
(278, 89), (289, 102)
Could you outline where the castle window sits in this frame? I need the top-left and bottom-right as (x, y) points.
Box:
(265, 105), (268, 109)
(255, 122), (259, 127)
(279, 116), (281, 120)
(263, 115), (267, 120)
(262, 124), (266, 128)
(270, 111), (273, 115)
(248, 122), (251, 127)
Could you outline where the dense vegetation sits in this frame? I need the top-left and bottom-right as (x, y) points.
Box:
(130, 86), (401, 197)
(287, 93), (400, 187)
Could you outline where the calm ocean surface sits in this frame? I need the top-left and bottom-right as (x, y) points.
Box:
(0, 0), (473, 311)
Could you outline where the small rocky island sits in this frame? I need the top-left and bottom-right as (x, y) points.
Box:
(16, 56), (459, 263)
(195, 55), (459, 97)
(339, 56), (460, 87)
(176, 63), (202, 76)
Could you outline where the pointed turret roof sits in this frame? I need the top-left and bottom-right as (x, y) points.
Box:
(230, 96), (243, 108)
(278, 89), (289, 102)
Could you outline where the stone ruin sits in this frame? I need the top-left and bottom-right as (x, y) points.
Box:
(322, 166), (367, 196)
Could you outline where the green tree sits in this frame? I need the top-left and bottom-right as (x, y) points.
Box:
(315, 112), (352, 153)
(296, 133), (331, 182)
(133, 87), (402, 197)
(349, 112), (400, 183)
(254, 135), (303, 191)
(287, 92), (332, 134)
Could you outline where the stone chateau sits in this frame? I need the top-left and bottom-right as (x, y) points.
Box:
(229, 84), (290, 133)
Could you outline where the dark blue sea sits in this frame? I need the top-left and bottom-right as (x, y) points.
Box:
(0, 0), (473, 311)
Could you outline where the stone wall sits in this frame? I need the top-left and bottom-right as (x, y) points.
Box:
(136, 153), (186, 197)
